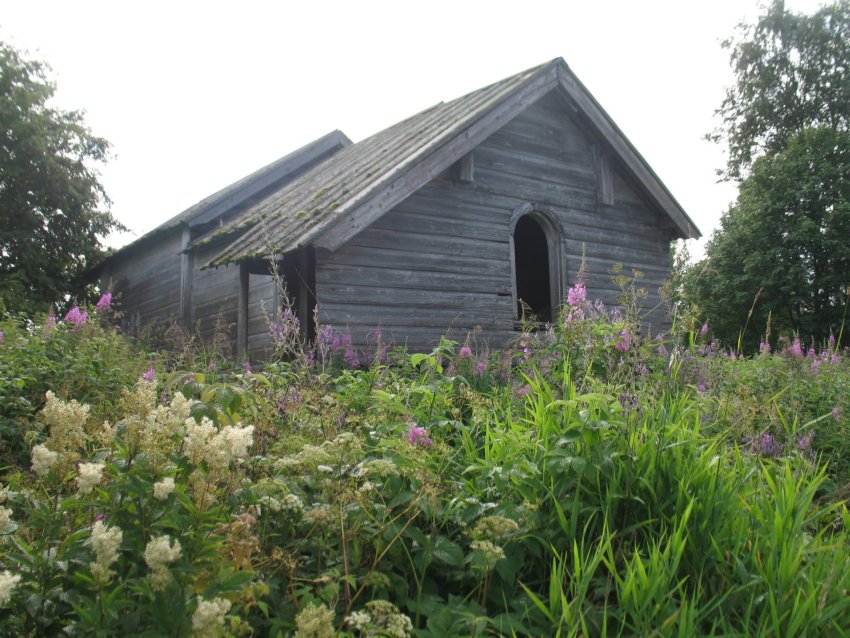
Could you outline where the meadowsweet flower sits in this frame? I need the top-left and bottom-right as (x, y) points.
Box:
(144, 535), (181, 590)
(407, 425), (433, 447)
(0, 506), (12, 531)
(192, 596), (231, 638)
(89, 521), (122, 584)
(566, 282), (587, 306)
(458, 345), (473, 359)
(31, 444), (58, 476)
(153, 477), (176, 500)
(345, 600), (413, 637)
(76, 462), (105, 495)
(142, 367), (156, 382)
(281, 493), (304, 515)
(294, 602), (335, 638)
(303, 505), (334, 528)
(63, 306), (88, 329)
(472, 515), (520, 543)
(470, 539), (506, 563)
(0, 570), (21, 607)
(94, 292), (112, 313)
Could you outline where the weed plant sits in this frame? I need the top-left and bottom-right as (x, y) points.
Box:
(0, 287), (848, 636)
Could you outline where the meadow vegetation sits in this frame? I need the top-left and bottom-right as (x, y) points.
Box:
(0, 284), (849, 637)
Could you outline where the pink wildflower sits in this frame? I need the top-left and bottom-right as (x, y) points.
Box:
(474, 360), (488, 376)
(789, 338), (803, 357)
(759, 341), (771, 354)
(834, 407), (843, 422)
(407, 425), (433, 447)
(614, 329), (631, 352)
(94, 292), (112, 313)
(0, 329), (4, 343)
(142, 368), (155, 382)
(63, 306), (88, 329)
(567, 282), (586, 307)
(515, 384), (531, 398)
(700, 322), (709, 336)
(458, 345), (473, 359)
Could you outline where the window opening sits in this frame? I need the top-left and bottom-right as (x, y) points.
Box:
(513, 215), (552, 322)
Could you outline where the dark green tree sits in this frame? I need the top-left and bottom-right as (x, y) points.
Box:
(687, 0), (850, 351)
(711, 0), (850, 180)
(0, 41), (122, 314)
(687, 127), (850, 350)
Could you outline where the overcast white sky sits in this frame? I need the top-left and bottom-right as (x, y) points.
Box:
(2, 0), (827, 257)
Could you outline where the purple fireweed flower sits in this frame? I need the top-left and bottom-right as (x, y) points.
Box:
(0, 329), (4, 343)
(459, 345), (473, 359)
(63, 306), (88, 329)
(797, 432), (814, 453)
(807, 347), (816, 358)
(829, 334), (836, 347)
(242, 360), (252, 375)
(790, 338), (803, 357)
(834, 407), (843, 422)
(94, 292), (112, 313)
(700, 322), (709, 336)
(749, 433), (782, 457)
(142, 367), (156, 382)
(370, 327), (383, 344)
(407, 425), (433, 447)
(614, 329), (631, 352)
(567, 282), (587, 307)
(183, 375), (196, 386)
(474, 359), (488, 376)
(759, 341), (771, 354)
(515, 384), (531, 399)
(318, 324), (334, 346)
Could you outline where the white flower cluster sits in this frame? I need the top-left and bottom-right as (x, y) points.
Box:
(356, 459), (399, 478)
(89, 521), (123, 584)
(471, 515), (520, 544)
(144, 535), (182, 591)
(344, 600), (413, 638)
(293, 602), (335, 638)
(0, 570), (21, 607)
(184, 418), (255, 474)
(0, 506), (12, 532)
(125, 391), (194, 468)
(31, 444), (58, 476)
(470, 539), (506, 564)
(191, 595), (231, 638)
(153, 477), (176, 500)
(278, 432), (364, 475)
(75, 462), (105, 495)
(33, 392), (92, 473)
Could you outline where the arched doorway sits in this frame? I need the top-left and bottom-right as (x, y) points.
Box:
(513, 214), (553, 322)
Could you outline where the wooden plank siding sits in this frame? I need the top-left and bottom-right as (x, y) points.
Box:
(316, 90), (676, 351)
(103, 230), (183, 336)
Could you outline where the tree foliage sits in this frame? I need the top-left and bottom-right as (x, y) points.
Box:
(0, 41), (122, 314)
(712, 0), (850, 180)
(687, 127), (850, 349)
(687, 1), (850, 351)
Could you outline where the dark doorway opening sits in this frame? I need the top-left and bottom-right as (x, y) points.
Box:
(514, 215), (552, 322)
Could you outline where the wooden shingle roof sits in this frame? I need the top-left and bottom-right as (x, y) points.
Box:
(187, 58), (700, 267)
